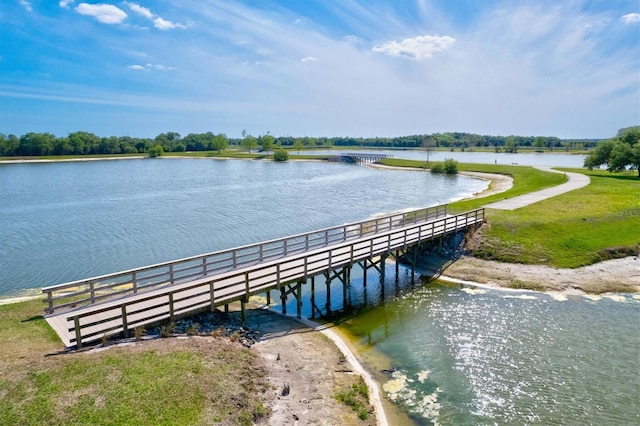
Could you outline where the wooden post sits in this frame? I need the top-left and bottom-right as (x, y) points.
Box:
(362, 259), (368, 287)
(121, 306), (129, 338)
(395, 251), (399, 280)
(325, 273), (332, 316)
(74, 316), (82, 349)
(266, 289), (271, 306)
(132, 272), (138, 294)
(411, 246), (417, 284)
(169, 293), (174, 321)
(296, 281), (302, 319)
(224, 304), (229, 314)
(241, 299), (246, 324)
(47, 291), (53, 314)
(342, 268), (348, 309)
(209, 282), (215, 312)
(280, 286), (287, 315)
(311, 276), (316, 319)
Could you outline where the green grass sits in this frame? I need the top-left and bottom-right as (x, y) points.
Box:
(380, 158), (639, 268)
(471, 170), (639, 268)
(0, 300), (270, 426)
(334, 376), (370, 420)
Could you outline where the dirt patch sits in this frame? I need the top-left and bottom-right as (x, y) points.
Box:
(442, 255), (640, 293)
(244, 309), (378, 426)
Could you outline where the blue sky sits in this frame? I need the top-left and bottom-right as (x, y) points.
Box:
(1, 0), (638, 139)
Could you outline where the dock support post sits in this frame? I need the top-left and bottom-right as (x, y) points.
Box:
(241, 299), (246, 324)
(395, 251), (399, 281)
(362, 259), (368, 287)
(280, 286), (287, 315)
(411, 246), (417, 284)
(209, 282), (215, 312)
(325, 272), (332, 317)
(266, 289), (271, 306)
(224, 304), (229, 314)
(311, 276), (316, 319)
(296, 281), (303, 319)
(380, 255), (386, 302)
(342, 268), (348, 309)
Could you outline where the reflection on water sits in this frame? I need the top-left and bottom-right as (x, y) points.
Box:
(337, 283), (640, 425)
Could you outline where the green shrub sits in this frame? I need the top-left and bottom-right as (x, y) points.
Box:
(430, 163), (445, 173)
(273, 149), (289, 161)
(444, 158), (458, 174)
(148, 144), (164, 158)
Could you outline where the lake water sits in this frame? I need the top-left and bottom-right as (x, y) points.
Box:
(1, 157), (637, 425)
(306, 149), (587, 168)
(0, 158), (486, 297)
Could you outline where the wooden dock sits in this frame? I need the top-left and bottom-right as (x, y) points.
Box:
(43, 205), (484, 348)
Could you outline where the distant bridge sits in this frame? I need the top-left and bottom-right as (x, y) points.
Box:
(43, 204), (484, 348)
(341, 153), (391, 164)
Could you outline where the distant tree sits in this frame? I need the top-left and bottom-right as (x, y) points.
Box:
(293, 139), (303, 155)
(0, 134), (19, 156)
(534, 137), (545, 152)
(241, 134), (258, 153)
(584, 127), (640, 176)
(18, 132), (57, 156)
(422, 137), (435, 165)
(504, 136), (518, 153)
(148, 144), (164, 158)
(68, 131), (100, 155)
(212, 133), (228, 154)
(260, 134), (274, 153)
(273, 149), (288, 161)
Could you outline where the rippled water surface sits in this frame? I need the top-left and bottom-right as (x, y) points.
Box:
(341, 286), (640, 425)
(0, 158), (485, 296)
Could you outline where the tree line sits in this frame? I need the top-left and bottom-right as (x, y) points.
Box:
(0, 130), (600, 157)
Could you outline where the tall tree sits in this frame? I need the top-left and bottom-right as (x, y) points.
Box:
(584, 127), (640, 176)
(293, 139), (303, 155)
(241, 134), (258, 153)
(260, 134), (274, 153)
(212, 133), (228, 154)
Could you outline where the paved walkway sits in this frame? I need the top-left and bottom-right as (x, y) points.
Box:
(483, 166), (590, 210)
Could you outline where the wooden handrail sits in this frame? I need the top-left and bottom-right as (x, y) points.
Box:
(43, 204), (450, 314)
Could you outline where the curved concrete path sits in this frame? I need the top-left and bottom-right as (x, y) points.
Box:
(483, 166), (590, 210)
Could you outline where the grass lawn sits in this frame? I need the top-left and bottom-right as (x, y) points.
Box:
(0, 300), (270, 426)
(471, 169), (639, 268)
(379, 158), (639, 268)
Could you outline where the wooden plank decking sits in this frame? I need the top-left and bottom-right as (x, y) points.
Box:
(44, 206), (484, 348)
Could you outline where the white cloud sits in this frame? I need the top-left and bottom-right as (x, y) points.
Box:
(153, 16), (187, 30)
(128, 63), (173, 71)
(59, 0), (75, 8)
(300, 56), (317, 63)
(20, 0), (33, 12)
(75, 3), (127, 24)
(125, 2), (154, 19)
(373, 34), (455, 60)
(621, 13), (640, 24)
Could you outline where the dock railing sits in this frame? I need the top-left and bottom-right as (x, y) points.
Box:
(43, 204), (448, 314)
(62, 207), (484, 348)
